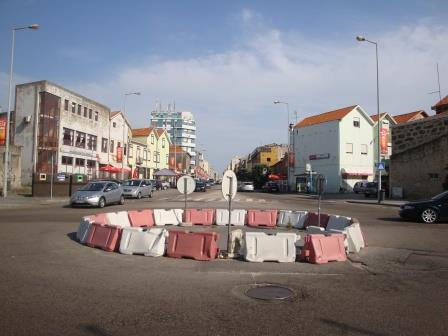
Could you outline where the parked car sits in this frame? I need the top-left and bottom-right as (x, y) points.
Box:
(364, 182), (379, 198)
(238, 181), (255, 192)
(262, 181), (279, 192)
(160, 181), (170, 190)
(122, 179), (153, 199)
(205, 180), (212, 189)
(152, 180), (170, 190)
(353, 181), (368, 194)
(399, 191), (448, 224)
(70, 181), (124, 208)
(149, 180), (157, 192)
(93, 178), (123, 187)
(195, 180), (207, 192)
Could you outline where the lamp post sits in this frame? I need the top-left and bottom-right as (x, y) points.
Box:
(122, 92), (141, 180)
(3, 24), (40, 198)
(274, 100), (290, 191)
(356, 35), (382, 203)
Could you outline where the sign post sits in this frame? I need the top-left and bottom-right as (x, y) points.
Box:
(316, 174), (326, 227)
(222, 170), (238, 256)
(177, 176), (196, 224)
(377, 162), (385, 203)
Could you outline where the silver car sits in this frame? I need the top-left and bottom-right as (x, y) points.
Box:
(238, 181), (255, 192)
(122, 179), (153, 199)
(70, 181), (124, 208)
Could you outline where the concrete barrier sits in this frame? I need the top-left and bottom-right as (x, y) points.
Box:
(300, 234), (346, 264)
(305, 226), (325, 234)
(277, 210), (308, 228)
(167, 231), (219, 261)
(326, 215), (352, 231)
(328, 223), (365, 253)
(76, 217), (94, 244)
(215, 209), (247, 226)
(153, 209), (183, 226)
(86, 223), (122, 252)
(243, 232), (299, 263)
(106, 211), (131, 227)
(247, 209), (278, 228)
(184, 209), (214, 225)
(119, 227), (168, 256)
(128, 210), (155, 227)
(303, 212), (330, 228)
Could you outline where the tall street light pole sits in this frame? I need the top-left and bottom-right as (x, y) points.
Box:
(122, 92), (141, 180)
(3, 24), (40, 198)
(356, 35), (382, 203)
(274, 100), (290, 191)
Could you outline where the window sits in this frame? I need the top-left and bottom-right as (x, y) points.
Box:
(71, 102), (76, 113)
(75, 158), (85, 167)
(75, 132), (86, 148)
(346, 143), (353, 154)
(129, 145), (133, 158)
(87, 135), (97, 150)
(101, 138), (108, 153)
(113, 122), (116, 128)
(62, 128), (74, 146)
(61, 156), (73, 165)
(361, 144), (368, 155)
(266, 157), (271, 162)
(148, 151), (151, 161)
(151, 135), (154, 144)
(162, 138), (166, 148)
(353, 117), (360, 128)
(84, 107), (87, 117)
(94, 111), (98, 121)
(124, 144), (127, 156)
(143, 150), (147, 161)
(110, 140), (114, 153)
(166, 154), (169, 164)
(64, 99), (69, 111)
(88, 109), (92, 119)
(136, 147), (141, 161)
(87, 160), (96, 168)
(77, 104), (82, 115)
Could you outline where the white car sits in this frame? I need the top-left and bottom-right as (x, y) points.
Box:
(238, 181), (255, 192)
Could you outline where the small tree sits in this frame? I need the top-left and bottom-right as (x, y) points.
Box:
(236, 168), (251, 182)
(251, 164), (271, 189)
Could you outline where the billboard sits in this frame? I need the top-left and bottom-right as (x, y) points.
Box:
(380, 128), (388, 154)
(0, 114), (6, 146)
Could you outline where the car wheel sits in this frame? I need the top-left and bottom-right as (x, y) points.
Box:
(98, 197), (105, 208)
(119, 195), (125, 205)
(163, 186), (168, 190)
(421, 208), (438, 224)
(137, 192), (142, 199)
(148, 192), (152, 198)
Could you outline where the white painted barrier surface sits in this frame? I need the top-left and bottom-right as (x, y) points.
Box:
(228, 229), (244, 257)
(277, 210), (308, 228)
(215, 209), (247, 226)
(119, 227), (168, 256)
(106, 211), (131, 227)
(244, 232), (299, 263)
(328, 222), (365, 253)
(306, 226), (326, 234)
(326, 215), (351, 231)
(77, 217), (93, 244)
(153, 209), (183, 226)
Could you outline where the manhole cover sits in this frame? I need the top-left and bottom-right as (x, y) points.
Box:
(245, 285), (294, 301)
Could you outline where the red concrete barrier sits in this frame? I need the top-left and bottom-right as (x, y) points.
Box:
(128, 210), (155, 227)
(86, 223), (122, 252)
(167, 231), (219, 261)
(300, 234), (346, 264)
(184, 209), (214, 225)
(247, 210), (277, 228)
(303, 212), (330, 229)
(87, 213), (109, 225)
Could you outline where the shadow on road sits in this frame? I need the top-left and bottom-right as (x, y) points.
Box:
(377, 217), (407, 223)
(79, 324), (113, 336)
(67, 232), (77, 242)
(320, 318), (389, 336)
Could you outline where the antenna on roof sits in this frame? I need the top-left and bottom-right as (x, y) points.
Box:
(428, 63), (442, 101)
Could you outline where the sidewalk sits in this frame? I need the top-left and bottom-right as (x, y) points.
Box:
(0, 194), (69, 209)
(293, 192), (406, 207)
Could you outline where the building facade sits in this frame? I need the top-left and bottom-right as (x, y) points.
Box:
(292, 105), (374, 193)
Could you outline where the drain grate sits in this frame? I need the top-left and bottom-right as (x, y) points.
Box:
(245, 285), (294, 301)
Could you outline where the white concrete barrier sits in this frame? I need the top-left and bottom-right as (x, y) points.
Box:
(305, 226), (326, 234)
(215, 209), (246, 226)
(326, 215), (351, 231)
(277, 210), (308, 229)
(153, 209), (183, 226)
(328, 223), (365, 253)
(228, 229), (244, 258)
(119, 227), (169, 256)
(106, 211), (131, 227)
(76, 217), (94, 244)
(243, 232), (299, 263)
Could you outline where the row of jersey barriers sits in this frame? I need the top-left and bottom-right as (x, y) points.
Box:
(76, 208), (366, 264)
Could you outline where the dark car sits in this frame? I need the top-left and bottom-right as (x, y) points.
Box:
(353, 181), (368, 194)
(262, 181), (279, 192)
(195, 180), (206, 192)
(399, 191), (448, 224)
(364, 182), (378, 198)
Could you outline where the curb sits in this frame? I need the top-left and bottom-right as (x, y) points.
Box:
(346, 200), (403, 208)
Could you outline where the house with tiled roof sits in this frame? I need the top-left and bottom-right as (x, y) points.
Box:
(292, 105), (375, 193)
(431, 95), (448, 115)
(393, 110), (428, 124)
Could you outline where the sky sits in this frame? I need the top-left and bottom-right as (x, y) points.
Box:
(0, 0), (447, 173)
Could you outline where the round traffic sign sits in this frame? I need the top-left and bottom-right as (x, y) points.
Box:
(222, 170), (238, 201)
(177, 176), (196, 195)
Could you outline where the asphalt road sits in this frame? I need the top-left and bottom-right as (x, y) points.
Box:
(0, 187), (447, 336)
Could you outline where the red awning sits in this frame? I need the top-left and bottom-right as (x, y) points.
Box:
(268, 174), (287, 180)
(99, 165), (131, 173)
(342, 172), (372, 177)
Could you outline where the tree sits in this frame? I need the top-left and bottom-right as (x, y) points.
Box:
(251, 164), (271, 189)
(235, 168), (251, 182)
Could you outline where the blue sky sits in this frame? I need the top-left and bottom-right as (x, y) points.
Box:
(1, 1), (447, 171)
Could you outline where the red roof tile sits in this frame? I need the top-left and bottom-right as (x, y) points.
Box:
(293, 105), (357, 128)
(370, 113), (387, 122)
(393, 110), (428, 124)
(155, 128), (166, 137)
(432, 95), (448, 110)
(132, 127), (153, 137)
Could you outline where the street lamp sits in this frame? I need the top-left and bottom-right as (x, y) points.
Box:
(274, 100), (290, 191)
(356, 35), (382, 203)
(3, 24), (40, 198)
(122, 92), (141, 180)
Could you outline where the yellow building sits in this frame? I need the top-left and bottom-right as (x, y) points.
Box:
(248, 143), (288, 169)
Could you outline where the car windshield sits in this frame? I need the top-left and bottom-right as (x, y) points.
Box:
(124, 180), (141, 187)
(432, 191), (448, 201)
(366, 182), (376, 187)
(244, 182), (253, 185)
(81, 183), (105, 191)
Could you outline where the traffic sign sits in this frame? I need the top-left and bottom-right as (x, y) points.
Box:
(222, 170), (237, 201)
(177, 176), (196, 195)
(377, 162), (385, 170)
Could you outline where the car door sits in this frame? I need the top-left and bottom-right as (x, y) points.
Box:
(103, 183), (114, 203)
(140, 180), (148, 197)
(112, 182), (121, 202)
(439, 194), (448, 220)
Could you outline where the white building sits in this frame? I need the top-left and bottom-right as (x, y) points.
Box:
(292, 105), (374, 193)
(150, 107), (196, 169)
